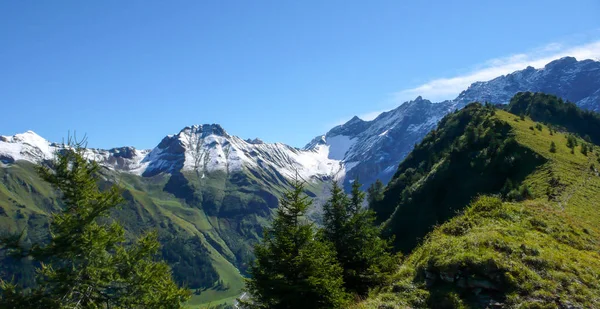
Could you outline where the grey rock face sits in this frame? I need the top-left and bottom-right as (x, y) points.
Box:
(455, 57), (600, 110)
(307, 97), (455, 190)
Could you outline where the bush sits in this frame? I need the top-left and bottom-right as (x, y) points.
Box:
(581, 144), (588, 156)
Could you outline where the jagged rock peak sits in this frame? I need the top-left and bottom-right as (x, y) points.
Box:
(245, 138), (265, 144)
(346, 115), (364, 124)
(303, 135), (327, 150)
(180, 124), (229, 138)
(109, 146), (138, 159)
(409, 96), (432, 105)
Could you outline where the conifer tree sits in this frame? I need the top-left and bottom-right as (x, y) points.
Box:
(367, 179), (385, 209)
(0, 139), (189, 309)
(581, 143), (589, 156)
(322, 181), (351, 245)
(322, 180), (395, 297)
(349, 180), (365, 214)
(567, 134), (578, 152)
(550, 141), (557, 153)
(242, 180), (348, 309)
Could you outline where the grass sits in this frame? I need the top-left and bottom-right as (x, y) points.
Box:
(1, 155), (328, 306)
(185, 256), (245, 307)
(0, 162), (59, 242)
(115, 173), (250, 306)
(354, 110), (600, 308)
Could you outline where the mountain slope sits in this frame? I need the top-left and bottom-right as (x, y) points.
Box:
(305, 97), (455, 190)
(357, 94), (600, 308)
(0, 125), (344, 306)
(372, 103), (545, 252)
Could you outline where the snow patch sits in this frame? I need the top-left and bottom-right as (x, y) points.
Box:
(325, 135), (356, 160)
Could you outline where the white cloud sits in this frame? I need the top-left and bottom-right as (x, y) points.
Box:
(395, 40), (600, 103)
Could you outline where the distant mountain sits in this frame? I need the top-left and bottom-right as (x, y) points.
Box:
(4, 58), (597, 193)
(454, 56), (600, 110)
(310, 57), (600, 190)
(0, 125), (346, 182)
(0, 130), (150, 171)
(305, 97), (455, 190)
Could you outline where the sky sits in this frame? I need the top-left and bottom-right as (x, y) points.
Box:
(1, 1), (600, 149)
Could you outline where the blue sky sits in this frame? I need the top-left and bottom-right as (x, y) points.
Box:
(1, 1), (600, 149)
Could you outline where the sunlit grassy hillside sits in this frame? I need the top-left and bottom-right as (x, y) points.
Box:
(356, 108), (600, 308)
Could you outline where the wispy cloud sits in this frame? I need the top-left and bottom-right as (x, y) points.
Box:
(328, 37), (600, 130)
(395, 40), (600, 103)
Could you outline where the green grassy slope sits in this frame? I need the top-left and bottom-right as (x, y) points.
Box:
(373, 103), (546, 253)
(357, 102), (600, 308)
(0, 161), (319, 306)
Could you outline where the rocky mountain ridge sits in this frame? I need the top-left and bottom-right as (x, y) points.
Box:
(0, 125), (347, 184)
(309, 56), (600, 189)
(2, 57), (599, 191)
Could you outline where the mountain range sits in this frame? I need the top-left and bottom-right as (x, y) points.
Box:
(307, 56), (600, 189)
(1, 56), (600, 307)
(3, 57), (599, 190)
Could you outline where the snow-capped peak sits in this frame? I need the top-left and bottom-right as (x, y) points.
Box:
(142, 124), (346, 181)
(0, 125), (348, 184)
(304, 95), (451, 189)
(180, 124), (229, 138)
(0, 131), (54, 163)
(0, 130), (150, 173)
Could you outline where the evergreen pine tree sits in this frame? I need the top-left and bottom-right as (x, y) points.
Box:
(322, 181), (351, 245)
(0, 139), (190, 308)
(367, 179), (385, 209)
(567, 134), (578, 150)
(242, 180), (348, 309)
(550, 141), (557, 153)
(581, 143), (589, 156)
(322, 180), (395, 297)
(349, 180), (365, 214)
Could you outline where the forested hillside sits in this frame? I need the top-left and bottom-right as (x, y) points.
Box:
(0, 158), (313, 306)
(358, 93), (600, 308)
